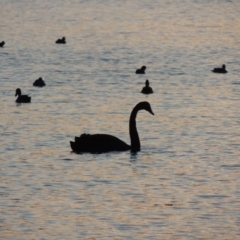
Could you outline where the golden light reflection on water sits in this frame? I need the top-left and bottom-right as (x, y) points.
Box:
(1, 0), (240, 239)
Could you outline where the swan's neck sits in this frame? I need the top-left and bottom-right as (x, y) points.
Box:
(129, 106), (140, 152)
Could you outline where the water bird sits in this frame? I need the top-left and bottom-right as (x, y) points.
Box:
(136, 66), (146, 74)
(15, 88), (31, 103)
(70, 101), (154, 153)
(141, 80), (153, 94)
(0, 41), (5, 47)
(56, 37), (66, 44)
(212, 64), (227, 73)
(33, 77), (46, 87)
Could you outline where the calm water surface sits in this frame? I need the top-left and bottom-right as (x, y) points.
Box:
(1, 0), (240, 239)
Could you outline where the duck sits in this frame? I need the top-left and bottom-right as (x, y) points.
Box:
(33, 77), (46, 87)
(15, 88), (31, 103)
(141, 80), (153, 94)
(136, 66), (146, 74)
(212, 64), (227, 73)
(0, 41), (5, 47)
(55, 37), (66, 44)
(70, 101), (154, 153)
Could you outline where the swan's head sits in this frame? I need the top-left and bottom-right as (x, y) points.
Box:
(137, 101), (154, 115)
(15, 88), (21, 97)
(141, 66), (146, 70)
(62, 37), (65, 41)
(145, 80), (149, 86)
(222, 64), (226, 69)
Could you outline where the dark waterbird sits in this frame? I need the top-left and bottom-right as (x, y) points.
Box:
(33, 77), (46, 87)
(136, 66), (146, 74)
(141, 80), (153, 94)
(56, 37), (66, 44)
(212, 64), (227, 73)
(0, 41), (5, 47)
(15, 88), (31, 103)
(70, 102), (154, 153)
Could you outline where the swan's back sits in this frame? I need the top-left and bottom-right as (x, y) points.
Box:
(33, 78), (46, 87)
(56, 37), (66, 44)
(212, 64), (227, 73)
(141, 86), (153, 94)
(70, 134), (130, 153)
(212, 68), (227, 73)
(16, 95), (31, 103)
(136, 66), (146, 74)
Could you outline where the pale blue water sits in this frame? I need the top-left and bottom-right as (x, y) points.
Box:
(1, 0), (240, 239)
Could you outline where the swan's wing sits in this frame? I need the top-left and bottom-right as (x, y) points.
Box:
(33, 80), (46, 86)
(71, 134), (130, 153)
(20, 95), (31, 103)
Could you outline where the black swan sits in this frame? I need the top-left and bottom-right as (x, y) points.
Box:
(141, 80), (153, 94)
(136, 66), (146, 74)
(56, 37), (66, 44)
(33, 77), (46, 87)
(0, 41), (5, 47)
(212, 64), (227, 73)
(15, 88), (31, 103)
(70, 101), (154, 153)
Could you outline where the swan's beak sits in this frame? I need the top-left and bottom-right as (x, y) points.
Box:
(148, 107), (154, 115)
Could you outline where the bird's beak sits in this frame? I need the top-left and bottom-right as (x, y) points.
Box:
(148, 107), (154, 115)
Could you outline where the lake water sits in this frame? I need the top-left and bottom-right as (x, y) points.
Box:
(1, 0), (240, 239)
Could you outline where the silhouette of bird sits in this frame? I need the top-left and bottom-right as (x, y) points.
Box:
(70, 102), (154, 153)
(0, 41), (5, 47)
(15, 88), (31, 103)
(55, 37), (66, 44)
(141, 80), (153, 94)
(136, 66), (146, 74)
(33, 77), (46, 87)
(212, 64), (227, 73)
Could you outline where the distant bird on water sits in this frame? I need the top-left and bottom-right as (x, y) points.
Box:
(141, 80), (153, 94)
(212, 64), (227, 73)
(56, 37), (66, 44)
(15, 88), (31, 103)
(0, 41), (5, 47)
(136, 66), (146, 74)
(70, 102), (154, 154)
(33, 77), (46, 87)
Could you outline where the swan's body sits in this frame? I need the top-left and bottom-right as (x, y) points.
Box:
(71, 134), (130, 153)
(136, 66), (146, 74)
(141, 80), (153, 94)
(0, 41), (5, 47)
(56, 37), (66, 44)
(212, 64), (227, 73)
(70, 102), (154, 153)
(15, 88), (31, 103)
(33, 77), (46, 87)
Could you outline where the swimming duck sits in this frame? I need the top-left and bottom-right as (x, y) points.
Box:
(56, 37), (66, 44)
(212, 64), (227, 73)
(33, 77), (46, 87)
(15, 88), (31, 103)
(141, 80), (153, 94)
(136, 66), (146, 74)
(70, 101), (154, 153)
(0, 41), (5, 47)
